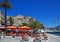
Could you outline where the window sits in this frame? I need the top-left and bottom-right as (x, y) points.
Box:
(29, 18), (33, 21)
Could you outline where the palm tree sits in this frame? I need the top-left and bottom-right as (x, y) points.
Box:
(8, 16), (14, 26)
(0, 0), (11, 27)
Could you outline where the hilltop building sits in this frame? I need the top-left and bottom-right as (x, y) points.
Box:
(0, 10), (35, 26)
(7, 15), (35, 26)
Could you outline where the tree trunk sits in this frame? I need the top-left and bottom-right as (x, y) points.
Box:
(5, 8), (7, 27)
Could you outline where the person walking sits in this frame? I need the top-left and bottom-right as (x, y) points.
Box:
(15, 27), (19, 36)
(33, 33), (41, 42)
(33, 36), (41, 42)
(42, 33), (48, 40)
(20, 32), (25, 42)
(25, 33), (29, 41)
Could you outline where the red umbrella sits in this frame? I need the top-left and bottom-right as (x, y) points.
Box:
(7, 26), (16, 30)
(0, 26), (5, 29)
(19, 26), (32, 31)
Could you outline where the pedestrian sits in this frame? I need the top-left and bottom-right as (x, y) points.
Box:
(25, 33), (29, 41)
(42, 33), (48, 40)
(21, 32), (25, 40)
(15, 27), (19, 36)
(10, 31), (15, 38)
(20, 32), (25, 42)
(33, 36), (41, 42)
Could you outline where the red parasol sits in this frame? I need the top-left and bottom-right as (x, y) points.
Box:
(7, 26), (16, 30)
(19, 26), (32, 31)
(0, 26), (5, 29)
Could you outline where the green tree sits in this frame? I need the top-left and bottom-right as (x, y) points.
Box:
(22, 23), (28, 26)
(29, 21), (44, 30)
(8, 16), (14, 26)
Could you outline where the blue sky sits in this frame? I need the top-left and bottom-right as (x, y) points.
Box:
(0, 0), (60, 28)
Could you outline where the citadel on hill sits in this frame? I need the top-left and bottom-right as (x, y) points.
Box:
(0, 10), (35, 26)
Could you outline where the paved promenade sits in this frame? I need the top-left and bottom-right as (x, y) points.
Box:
(0, 33), (60, 42)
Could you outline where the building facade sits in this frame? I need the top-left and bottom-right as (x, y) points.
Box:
(7, 15), (35, 26)
(12, 15), (35, 26)
(0, 10), (4, 26)
(0, 10), (35, 26)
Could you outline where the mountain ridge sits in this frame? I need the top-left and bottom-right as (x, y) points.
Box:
(48, 25), (60, 32)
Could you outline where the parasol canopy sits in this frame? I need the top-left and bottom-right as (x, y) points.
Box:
(0, 26), (5, 29)
(19, 26), (32, 31)
(7, 26), (16, 30)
